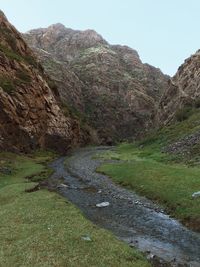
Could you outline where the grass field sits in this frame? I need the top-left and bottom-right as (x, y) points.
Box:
(97, 111), (200, 232)
(0, 151), (150, 267)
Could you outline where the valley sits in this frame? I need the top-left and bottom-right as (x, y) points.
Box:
(50, 146), (200, 266)
(0, 151), (149, 267)
(1, 146), (200, 266)
(0, 8), (200, 267)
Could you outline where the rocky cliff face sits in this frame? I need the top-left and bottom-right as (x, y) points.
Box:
(0, 11), (87, 153)
(159, 50), (200, 125)
(24, 24), (169, 143)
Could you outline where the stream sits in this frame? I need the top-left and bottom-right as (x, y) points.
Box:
(49, 146), (200, 267)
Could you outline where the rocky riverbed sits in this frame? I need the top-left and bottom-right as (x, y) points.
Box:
(49, 147), (200, 267)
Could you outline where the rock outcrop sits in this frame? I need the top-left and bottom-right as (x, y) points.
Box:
(159, 50), (200, 125)
(0, 11), (87, 153)
(24, 24), (169, 143)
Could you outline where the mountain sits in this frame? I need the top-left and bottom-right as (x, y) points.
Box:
(24, 24), (169, 143)
(159, 50), (200, 125)
(0, 11), (90, 153)
(152, 50), (200, 159)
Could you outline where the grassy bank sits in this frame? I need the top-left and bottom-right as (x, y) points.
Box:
(97, 114), (200, 232)
(0, 152), (150, 267)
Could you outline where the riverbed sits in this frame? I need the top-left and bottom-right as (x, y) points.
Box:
(49, 147), (200, 267)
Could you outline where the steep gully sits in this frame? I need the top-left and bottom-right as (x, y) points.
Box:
(48, 147), (200, 267)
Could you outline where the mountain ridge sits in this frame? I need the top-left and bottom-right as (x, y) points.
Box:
(24, 23), (169, 143)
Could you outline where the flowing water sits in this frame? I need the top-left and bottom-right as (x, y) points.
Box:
(49, 147), (200, 267)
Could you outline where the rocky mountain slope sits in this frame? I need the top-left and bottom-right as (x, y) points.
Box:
(24, 24), (169, 143)
(0, 11), (90, 153)
(155, 50), (200, 159)
(159, 50), (200, 125)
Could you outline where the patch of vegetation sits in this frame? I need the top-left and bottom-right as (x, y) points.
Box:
(97, 108), (200, 231)
(194, 98), (200, 108)
(26, 169), (53, 183)
(80, 45), (116, 59)
(23, 54), (39, 68)
(0, 27), (18, 52)
(0, 69), (32, 94)
(0, 44), (22, 61)
(0, 42), (38, 68)
(98, 143), (200, 231)
(0, 152), (149, 267)
(47, 78), (58, 92)
(0, 76), (15, 93)
(175, 106), (194, 122)
(16, 69), (32, 84)
(61, 102), (88, 125)
(140, 109), (200, 151)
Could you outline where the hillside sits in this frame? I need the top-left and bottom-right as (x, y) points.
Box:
(95, 49), (200, 233)
(154, 50), (200, 157)
(0, 11), (89, 153)
(159, 50), (200, 124)
(1, 8), (200, 267)
(24, 24), (169, 143)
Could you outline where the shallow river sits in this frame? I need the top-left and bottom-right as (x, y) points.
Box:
(49, 147), (200, 267)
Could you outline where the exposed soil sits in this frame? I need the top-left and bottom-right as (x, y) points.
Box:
(48, 147), (200, 267)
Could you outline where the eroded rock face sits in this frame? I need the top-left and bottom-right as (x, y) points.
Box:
(0, 11), (85, 153)
(24, 24), (169, 143)
(159, 50), (200, 125)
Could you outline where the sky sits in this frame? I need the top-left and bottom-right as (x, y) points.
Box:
(0, 0), (199, 76)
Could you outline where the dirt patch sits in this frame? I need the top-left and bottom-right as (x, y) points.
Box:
(184, 218), (200, 233)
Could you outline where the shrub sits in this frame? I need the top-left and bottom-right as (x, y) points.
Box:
(0, 44), (22, 61)
(175, 106), (193, 122)
(0, 77), (15, 93)
(16, 69), (31, 83)
(24, 55), (38, 68)
(194, 98), (200, 108)
(0, 43), (38, 68)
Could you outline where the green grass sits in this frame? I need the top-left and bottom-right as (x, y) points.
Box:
(136, 108), (200, 165)
(0, 42), (38, 68)
(0, 44), (22, 62)
(97, 109), (200, 230)
(99, 144), (200, 218)
(0, 76), (15, 93)
(0, 152), (150, 267)
(16, 69), (32, 84)
(0, 69), (32, 94)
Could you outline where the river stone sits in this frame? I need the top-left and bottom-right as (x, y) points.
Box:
(192, 191), (200, 198)
(96, 202), (110, 208)
(57, 183), (69, 189)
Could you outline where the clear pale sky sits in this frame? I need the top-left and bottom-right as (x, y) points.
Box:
(0, 0), (199, 76)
